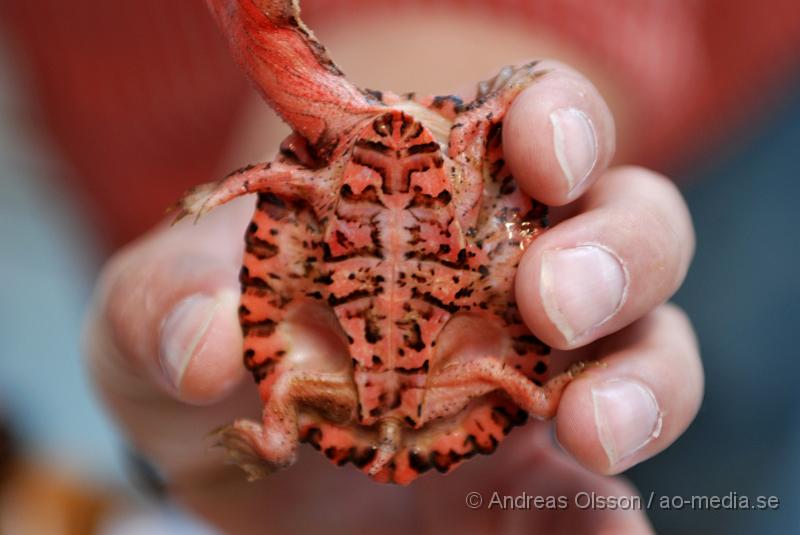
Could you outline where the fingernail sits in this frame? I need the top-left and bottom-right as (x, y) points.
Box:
(540, 245), (627, 344)
(592, 379), (662, 467)
(159, 291), (236, 390)
(550, 107), (597, 193)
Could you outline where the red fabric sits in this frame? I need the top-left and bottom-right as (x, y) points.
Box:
(0, 1), (249, 247)
(1, 0), (799, 248)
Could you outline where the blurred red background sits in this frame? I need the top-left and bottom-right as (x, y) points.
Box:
(1, 0), (798, 248)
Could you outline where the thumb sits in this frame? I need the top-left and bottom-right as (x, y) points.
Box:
(86, 196), (253, 405)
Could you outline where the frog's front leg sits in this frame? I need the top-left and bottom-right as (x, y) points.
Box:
(173, 159), (336, 222)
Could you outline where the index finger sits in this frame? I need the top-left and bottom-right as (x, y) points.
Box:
(503, 60), (616, 206)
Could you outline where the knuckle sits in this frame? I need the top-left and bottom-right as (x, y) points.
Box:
(611, 167), (694, 292)
(658, 302), (691, 328)
(653, 304), (704, 398)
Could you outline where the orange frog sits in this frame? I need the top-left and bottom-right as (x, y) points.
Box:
(178, 0), (583, 485)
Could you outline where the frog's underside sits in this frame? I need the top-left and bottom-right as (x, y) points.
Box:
(177, 0), (582, 485)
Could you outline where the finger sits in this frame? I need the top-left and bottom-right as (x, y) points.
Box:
(414, 427), (654, 534)
(502, 432), (655, 534)
(516, 165), (695, 349)
(503, 60), (616, 205)
(555, 304), (703, 475)
(85, 195), (254, 405)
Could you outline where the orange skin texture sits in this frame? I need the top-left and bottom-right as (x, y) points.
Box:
(176, 0), (584, 484)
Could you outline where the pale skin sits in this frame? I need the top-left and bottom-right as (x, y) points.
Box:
(84, 11), (702, 534)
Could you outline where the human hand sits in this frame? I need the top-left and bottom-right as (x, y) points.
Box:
(84, 60), (700, 534)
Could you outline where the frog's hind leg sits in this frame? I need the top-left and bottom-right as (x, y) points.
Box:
(295, 417), (408, 482)
(369, 395), (529, 485)
(368, 360), (584, 485)
(377, 341), (584, 484)
(425, 356), (585, 424)
(218, 370), (358, 480)
(216, 190), (358, 480)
